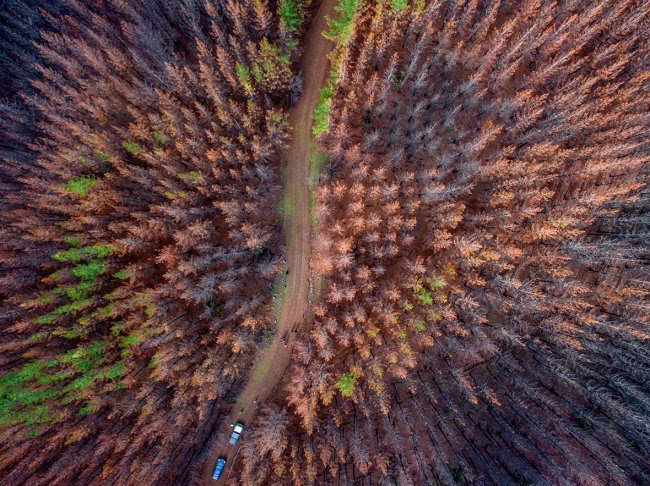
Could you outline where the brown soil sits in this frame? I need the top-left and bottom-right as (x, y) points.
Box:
(202, 0), (336, 483)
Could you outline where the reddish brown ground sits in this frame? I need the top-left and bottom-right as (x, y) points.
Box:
(202, 1), (336, 483)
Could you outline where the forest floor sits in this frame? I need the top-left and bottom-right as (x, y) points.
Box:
(202, 0), (336, 483)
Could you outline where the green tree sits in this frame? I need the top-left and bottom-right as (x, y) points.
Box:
(63, 177), (96, 197)
(336, 373), (357, 397)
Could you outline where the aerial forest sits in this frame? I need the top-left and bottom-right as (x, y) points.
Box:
(0, 0), (648, 485)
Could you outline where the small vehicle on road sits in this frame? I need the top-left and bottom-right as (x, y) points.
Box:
(229, 422), (244, 444)
(212, 457), (226, 480)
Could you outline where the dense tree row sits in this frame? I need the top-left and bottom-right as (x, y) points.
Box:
(0, 0), (312, 483)
(233, 0), (649, 484)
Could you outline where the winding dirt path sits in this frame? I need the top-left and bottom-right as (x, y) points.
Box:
(203, 1), (336, 482)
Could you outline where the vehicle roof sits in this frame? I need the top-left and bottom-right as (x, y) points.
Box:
(212, 458), (226, 479)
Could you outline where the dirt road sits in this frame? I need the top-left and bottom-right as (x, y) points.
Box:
(203, 1), (336, 482)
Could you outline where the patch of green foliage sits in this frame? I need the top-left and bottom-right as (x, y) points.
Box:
(236, 63), (252, 92)
(77, 401), (95, 416)
(0, 342), (110, 428)
(104, 362), (125, 380)
(52, 298), (93, 316)
(61, 329), (81, 340)
(177, 171), (199, 182)
(68, 282), (97, 299)
(2, 215), (131, 431)
(313, 85), (333, 136)
(312, 54), (343, 138)
(413, 274), (446, 308)
(29, 332), (48, 342)
(101, 303), (115, 317)
(37, 294), (55, 306)
(336, 373), (357, 397)
(148, 354), (160, 369)
(71, 260), (106, 282)
(152, 131), (167, 144)
(110, 322), (124, 336)
(279, 0), (303, 33)
(32, 314), (56, 325)
(32, 237), (115, 346)
(390, 0), (409, 12)
(63, 236), (81, 247)
(60, 342), (104, 372)
(251, 65), (264, 83)
(47, 270), (65, 282)
(417, 289), (433, 306)
(119, 333), (139, 357)
(52, 244), (112, 263)
(95, 151), (111, 162)
(324, 0), (361, 44)
(112, 269), (129, 280)
(413, 320), (426, 332)
(65, 373), (96, 392)
(63, 176), (96, 197)
(251, 38), (292, 91)
(121, 140), (142, 155)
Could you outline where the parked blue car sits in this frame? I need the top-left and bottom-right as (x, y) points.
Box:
(212, 457), (226, 480)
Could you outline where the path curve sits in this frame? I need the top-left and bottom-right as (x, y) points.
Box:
(203, 1), (336, 482)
